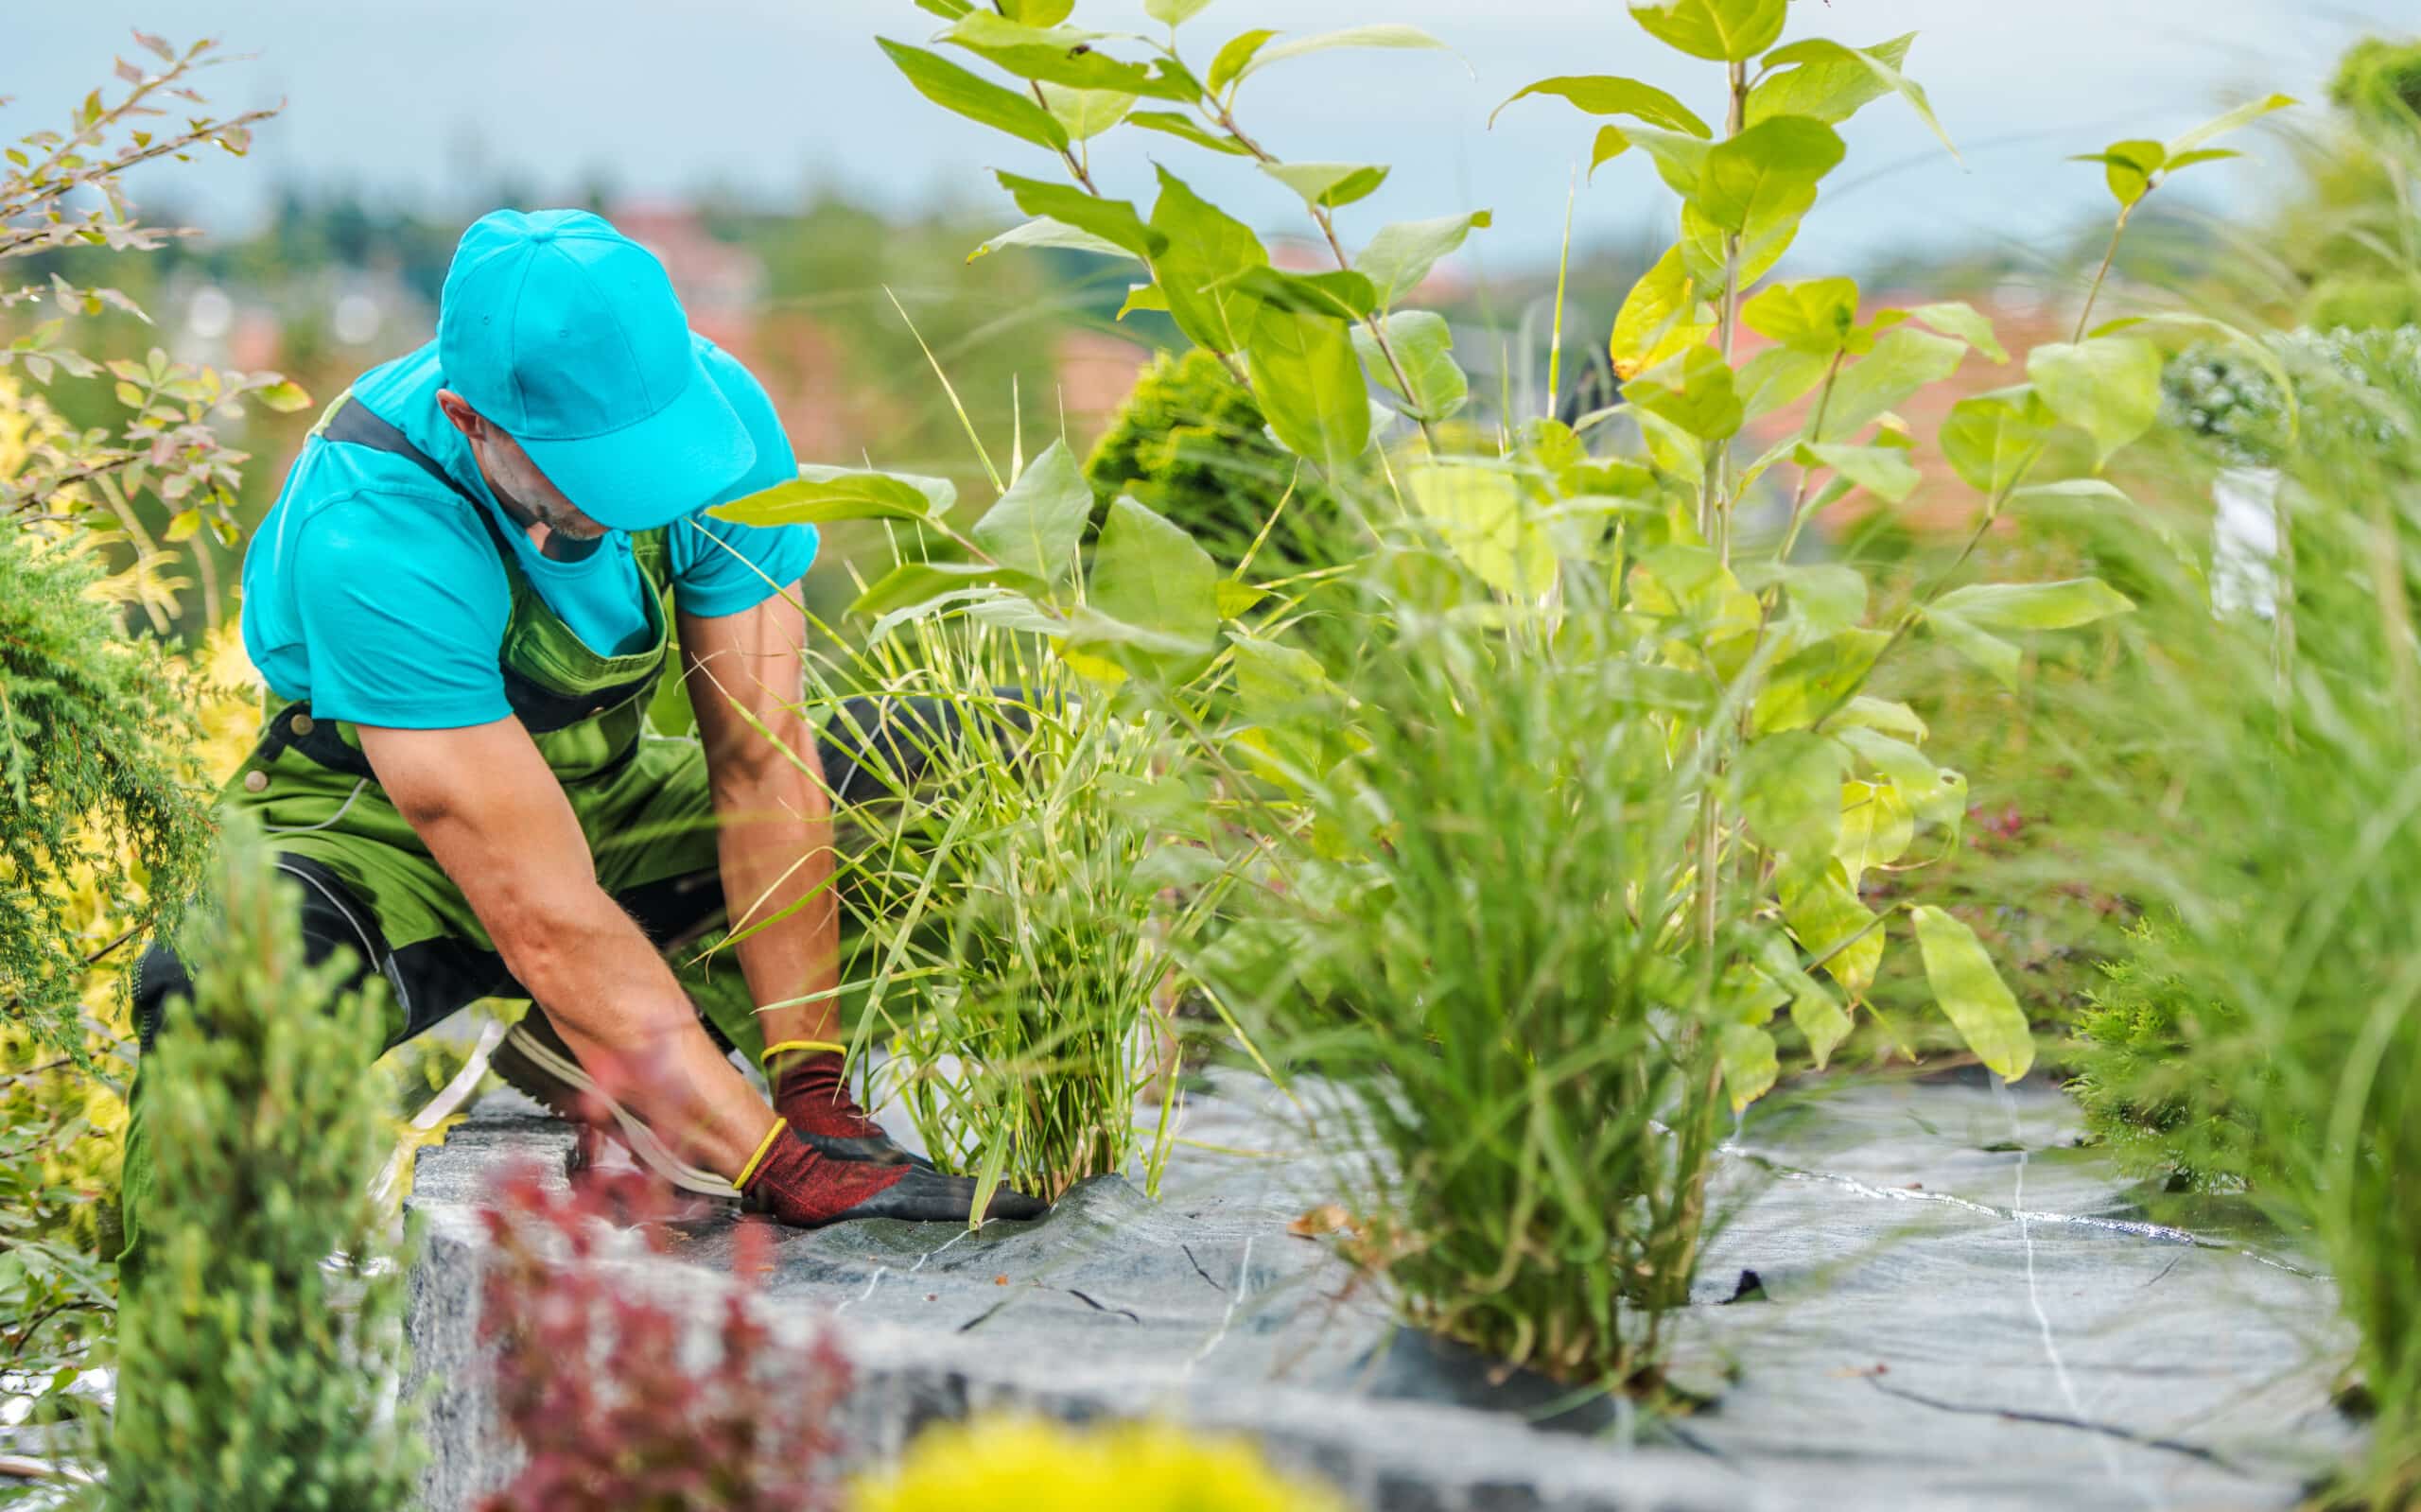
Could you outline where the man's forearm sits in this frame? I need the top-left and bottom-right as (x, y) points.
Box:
(497, 883), (775, 1178)
(710, 724), (842, 1061)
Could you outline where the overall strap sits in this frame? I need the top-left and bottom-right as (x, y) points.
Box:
(320, 396), (520, 561)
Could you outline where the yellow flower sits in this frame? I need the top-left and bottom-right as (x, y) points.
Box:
(850, 1416), (1351, 1512)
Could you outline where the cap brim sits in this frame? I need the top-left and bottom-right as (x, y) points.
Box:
(518, 351), (756, 532)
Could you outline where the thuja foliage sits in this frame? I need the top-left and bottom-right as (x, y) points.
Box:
(0, 527), (208, 1056)
(107, 820), (417, 1512)
(1082, 346), (1338, 570)
(2065, 914), (2262, 1190)
(852, 1417), (1349, 1512)
(478, 1164), (851, 1512)
(717, 0), (2303, 1384)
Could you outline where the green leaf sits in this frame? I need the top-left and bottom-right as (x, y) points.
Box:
(2027, 337), (2162, 467)
(1245, 308), (1371, 475)
(1739, 729), (1847, 878)
(711, 465), (949, 527)
(2009, 478), (2130, 510)
(1355, 210), (1492, 310)
(1788, 975), (1854, 1069)
(1906, 301), (2005, 363)
(1738, 344), (1831, 420)
(1226, 266), (1378, 322)
(1352, 310), (1468, 423)
(972, 438), (1093, 584)
(2080, 138), (2165, 209)
(1816, 329), (1966, 443)
(1239, 24), (1450, 82)
(1208, 28), (1280, 96)
(1144, 0), (1217, 23)
(1752, 37), (1955, 160)
(1771, 562), (1867, 636)
(1752, 627), (1889, 734)
(1922, 605), (2020, 686)
(256, 378), (311, 412)
(850, 560), (1043, 618)
(2164, 92), (2295, 159)
(1261, 161), (1391, 210)
(1803, 442), (1920, 504)
(1781, 860), (1883, 998)
(1679, 188), (1807, 288)
(1746, 33), (1913, 128)
(1718, 1023), (1780, 1113)
(1838, 696), (1927, 743)
(998, 0), (1074, 23)
(996, 172), (1166, 260)
(1406, 463), (1558, 598)
(2162, 148), (2240, 174)
(1039, 83), (1138, 140)
(1910, 905), (2035, 1082)
(1610, 244), (1712, 379)
(1939, 386), (2052, 495)
(1837, 725), (1959, 825)
(1126, 109), (1250, 155)
(1089, 495), (1222, 648)
(1115, 283), (1170, 321)
(969, 217), (1138, 263)
(1836, 778), (1914, 890)
(1742, 276), (1861, 356)
(1627, 344), (1741, 442)
(1488, 75), (1711, 136)
(1695, 116), (1845, 234)
(941, 14), (1195, 100)
(878, 39), (1070, 153)
(1591, 122), (1713, 197)
(1930, 578), (2134, 634)
(1149, 166), (1268, 353)
(1627, 0), (1785, 61)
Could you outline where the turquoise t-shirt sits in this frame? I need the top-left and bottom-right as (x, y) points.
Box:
(239, 334), (816, 730)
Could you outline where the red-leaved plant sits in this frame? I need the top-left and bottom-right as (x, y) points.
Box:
(476, 1160), (852, 1512)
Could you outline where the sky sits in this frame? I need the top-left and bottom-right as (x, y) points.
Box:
(9, 2), (2414, 280)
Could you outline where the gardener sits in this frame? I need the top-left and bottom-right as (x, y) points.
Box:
(119, 208), (1045, 1273)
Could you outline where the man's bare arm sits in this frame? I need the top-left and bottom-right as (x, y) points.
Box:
(357, 717), (775, 1178)
(677, 584), (841, 1061)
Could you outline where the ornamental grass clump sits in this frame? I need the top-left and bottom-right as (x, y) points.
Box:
(2057, 325), (2421, 1507)
(793, 609), (1220, 1204)
(1202, 568), (1726, 1389)
(106, 819), (418, 1512)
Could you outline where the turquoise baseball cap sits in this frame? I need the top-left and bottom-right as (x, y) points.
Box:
(436, 208), (755, 531)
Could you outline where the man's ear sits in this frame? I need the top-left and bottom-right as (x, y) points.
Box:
(434, 389), (481, 439)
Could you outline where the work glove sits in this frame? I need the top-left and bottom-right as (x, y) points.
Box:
(762, 1039), (933, 1170)
(736, 1118), (1047, 1227)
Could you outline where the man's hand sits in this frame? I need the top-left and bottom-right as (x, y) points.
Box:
(358, 717), (776, 1181)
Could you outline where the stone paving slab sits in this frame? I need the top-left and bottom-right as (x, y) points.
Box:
(404, 1070), (2360, 1511)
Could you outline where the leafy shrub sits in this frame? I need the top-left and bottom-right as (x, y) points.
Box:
(760, 0), (2298, 1389)
(107, 818), (419, 1512)
(2331, 37), (2421, 130)
(851, 1416), (1348, 1512)
(477, 1163), (851, 1512)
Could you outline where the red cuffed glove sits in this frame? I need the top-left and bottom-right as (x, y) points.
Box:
(736, 1118), (1046, 1226)
(761, 1039), (917, 1166)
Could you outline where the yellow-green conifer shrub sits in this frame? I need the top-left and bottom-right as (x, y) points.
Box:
(107, 819), (420, 1512)
(851, 1417), (1349, 1512)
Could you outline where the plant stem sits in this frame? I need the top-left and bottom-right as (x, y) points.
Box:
(2071, 203), (2134, 344)
(1211, 107), (1443, 454)
(1693, 60), (1750, 966)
